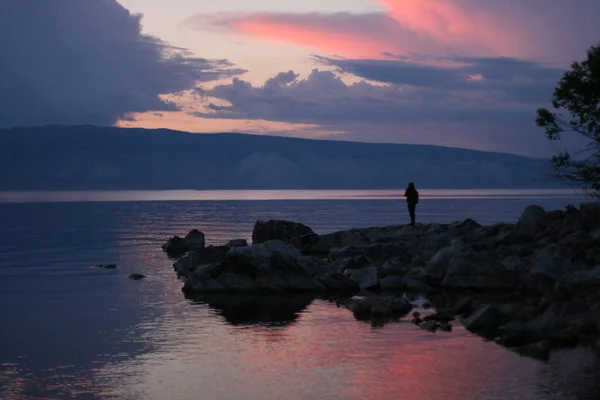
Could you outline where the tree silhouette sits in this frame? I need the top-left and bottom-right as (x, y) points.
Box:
(537, 43), (600, 197)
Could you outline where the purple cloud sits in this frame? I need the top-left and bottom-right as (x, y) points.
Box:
(194, 59), (587, 156)
(0, 0), (245, 128)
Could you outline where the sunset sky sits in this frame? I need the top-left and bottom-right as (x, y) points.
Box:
(1, 0), (599, 155)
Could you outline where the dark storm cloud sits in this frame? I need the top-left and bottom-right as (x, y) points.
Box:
(315, 55), (562, 103)
(0, 0), (245, 128)
(196, 53), (564, 127)
(193, 58), (577, 156)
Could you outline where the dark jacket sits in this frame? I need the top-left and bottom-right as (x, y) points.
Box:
(404, 187), (419, 204)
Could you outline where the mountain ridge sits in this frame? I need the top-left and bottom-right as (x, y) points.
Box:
(0, 125), (559, 190)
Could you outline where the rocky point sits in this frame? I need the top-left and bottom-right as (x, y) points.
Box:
(162, 202), (600, 361)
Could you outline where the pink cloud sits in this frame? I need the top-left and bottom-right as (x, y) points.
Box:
(189, 1), (600, 65)
(189, 12), (454, 60)
(231, 13), (393, 58)
(378, 0), (509, 51)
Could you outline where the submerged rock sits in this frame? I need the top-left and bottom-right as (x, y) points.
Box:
(95, 264), (117, 269)
(439, 322), (453, 332)
(129, 273), (146, 280)
(420, 320), (438, 332)
(423, 310), (455, 323)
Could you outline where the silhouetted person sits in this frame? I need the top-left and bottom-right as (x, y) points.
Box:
(404, 182), (419, 226)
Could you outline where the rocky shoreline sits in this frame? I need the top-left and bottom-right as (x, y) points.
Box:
(162, 202), (600, 361)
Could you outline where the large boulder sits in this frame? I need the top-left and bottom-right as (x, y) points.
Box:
(496, 305), (576, 348)
(173, 245), (229, 277)
(290, 228), (373, 256)
(400, 267), (434, 292)
(343, 267), (379, 290)
(424, 239), (473, 283)
(521, 248), (583, 297)
(182, 240), (333, 294)
(329, 242), (410, 266)
(441, 255), (517, 291)
(380, 275), (406, 289)
(328, 246), (367, 261)
(424, 247), (454, 281)
(226, 239), (248, 248)
(462, 305), (510, 335)
(380, 257), (411, 273)
(562, 210), (584, 233)
(448, 218), (487, 243)
(556, 267), (600, 298)
(252, 220), (315, 245)
(338, 255), (370, 271)
(500, 255), (529, 277)
(316, 271), (360, 292)
(502, 205), (547, 243)
(452, 218), (483, 231)
(162, 229), (206, 256)
(422, 237), (517, 291)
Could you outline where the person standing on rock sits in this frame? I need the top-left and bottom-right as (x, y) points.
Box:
(404, 182), (419, 226)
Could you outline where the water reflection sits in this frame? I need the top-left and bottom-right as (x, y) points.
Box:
(540, 348), (600, 400)
(109, 295), (600, 400)
(2, 198), (600, 400)
(186, 293), (316, 326)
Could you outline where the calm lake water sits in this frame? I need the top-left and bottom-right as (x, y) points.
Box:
(1, 189), (599, 400)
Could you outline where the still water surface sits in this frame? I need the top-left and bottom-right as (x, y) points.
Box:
(1, 190), (599, 400)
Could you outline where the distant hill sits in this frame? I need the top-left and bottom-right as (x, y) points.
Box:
(0, 125), (559, 190)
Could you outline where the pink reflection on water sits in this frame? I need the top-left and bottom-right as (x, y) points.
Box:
(104, 297), (600, 400)
(230, 302), (544, 400)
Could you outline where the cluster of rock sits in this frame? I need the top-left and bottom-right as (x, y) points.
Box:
(162, 202), (600, 360)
